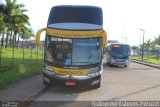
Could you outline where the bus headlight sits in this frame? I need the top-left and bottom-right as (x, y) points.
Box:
(111, 58), (115, 63)
(46, 66), (53, 71)
(44, 66), (55, 75)
(87, 67), (100, 77)
(125, 60), (129, 63)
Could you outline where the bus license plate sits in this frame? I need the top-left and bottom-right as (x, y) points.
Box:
(65, 82), (76, 86)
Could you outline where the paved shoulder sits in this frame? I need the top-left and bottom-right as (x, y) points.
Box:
(0, 74), (44, 101)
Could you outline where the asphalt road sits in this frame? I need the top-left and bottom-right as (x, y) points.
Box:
(27, 62), (160, 107)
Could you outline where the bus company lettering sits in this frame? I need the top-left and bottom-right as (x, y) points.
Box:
(58, 70), (83, 75)
(53, 67), (88, 75)
(46, 28), (103, 38)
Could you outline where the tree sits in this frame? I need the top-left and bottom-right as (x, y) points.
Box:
(3, 0), (16, 47)
(2, 0), (30, 48)
(2, 0), (32, 66)
(21, 26), (34, 40)
(0, 3), (5, 47)
(131, 46), (139, 50)
(144, 39), (153, 59)
(20, 26), (34, 64)
(11, 3), (30, 48)
(154, 35), (160, 60)
(144, 39), (152, 50)
(150, 41), (156, 52)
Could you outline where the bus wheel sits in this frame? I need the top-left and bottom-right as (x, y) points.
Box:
(108, 63), (112, 67)
(107, 62), (111, 66)
(92, 82), (101, 89)
(125, 65), (127, 67)
(95, 82), (101, 89)
(43, 77), (51, 87)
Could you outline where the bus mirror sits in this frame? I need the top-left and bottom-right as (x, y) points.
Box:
(102, 31), (107, 48)
(107, 46), (110, 51)
(35, 28), (46, 45)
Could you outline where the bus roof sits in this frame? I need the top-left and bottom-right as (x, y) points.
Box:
(47, 5), (103, 27)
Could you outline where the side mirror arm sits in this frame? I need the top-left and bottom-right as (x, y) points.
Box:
(35, 28), (46, 45)
(102, 30), (107, 48)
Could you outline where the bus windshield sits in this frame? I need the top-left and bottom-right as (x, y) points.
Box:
(111, 45), (130, 58)
(46, 36), (102, 67)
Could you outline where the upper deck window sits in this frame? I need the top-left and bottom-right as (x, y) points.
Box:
(47, 5), (103, 26)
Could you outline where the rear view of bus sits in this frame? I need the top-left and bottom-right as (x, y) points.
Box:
(35, 5), (107, 89)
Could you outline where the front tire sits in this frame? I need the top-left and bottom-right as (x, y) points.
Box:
(43, 76), (51, 87)
(94, 81), (101, 89)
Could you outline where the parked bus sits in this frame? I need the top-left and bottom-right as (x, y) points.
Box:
(106, 43), (130, 67)
(35, 5), (107, 89)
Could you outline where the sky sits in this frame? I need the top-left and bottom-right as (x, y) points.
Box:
(1, 0), (160, 46)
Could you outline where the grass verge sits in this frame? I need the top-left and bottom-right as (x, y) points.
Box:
(0, 47), (43, 89)
(131, 55), (160, 65)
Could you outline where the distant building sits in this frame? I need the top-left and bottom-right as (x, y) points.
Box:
(18, 40), (44, 48)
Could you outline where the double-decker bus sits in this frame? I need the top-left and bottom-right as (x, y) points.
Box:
(35, 5), (107, 89)
(106, 43), (131, 67)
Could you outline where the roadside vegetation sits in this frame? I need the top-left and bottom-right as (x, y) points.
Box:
(0, 0), (44, 88)
(131, 35), (160, 65)
(131, 55), (160, 65)
(0, 47), (43, 88)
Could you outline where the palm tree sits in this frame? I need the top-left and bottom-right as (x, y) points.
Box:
(11, 3), (30, 48)
(2, 0), (31, 66)
(154, 35), (160, 60)
(0, 15), (3, 67)
(3, 0), (30, 48)
(15, 14), (30, 48)
(0, 4), (4, 66)
(0, 14), (4, 45)
(0, 3), (5, 47)
(20, 26), (34, 64)
(3, 0), (15, 48)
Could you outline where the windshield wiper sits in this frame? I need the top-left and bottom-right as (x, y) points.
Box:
(73, 61), (100, 65)
(73, 62), (90, 64)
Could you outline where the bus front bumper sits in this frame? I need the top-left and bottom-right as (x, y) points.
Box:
(43, 70), (101, 87)
(110, 59), (129, 66)
(110, 61), (128, 66)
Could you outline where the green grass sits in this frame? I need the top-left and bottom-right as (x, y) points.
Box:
(131, 55), (160, 65)
(0, 47), (44, 88)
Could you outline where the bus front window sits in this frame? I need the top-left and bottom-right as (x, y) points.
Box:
(46, 36), (102, 67)
(111, 45), (130, 58)
(46, 36), (72, 65)
(72, 38), (102, 65)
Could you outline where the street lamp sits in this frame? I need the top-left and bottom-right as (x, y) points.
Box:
(140, 29), (145, 62)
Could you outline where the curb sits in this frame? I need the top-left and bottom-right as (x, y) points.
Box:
(18, 86), (47, 107)
(131, 60), (160, 69)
